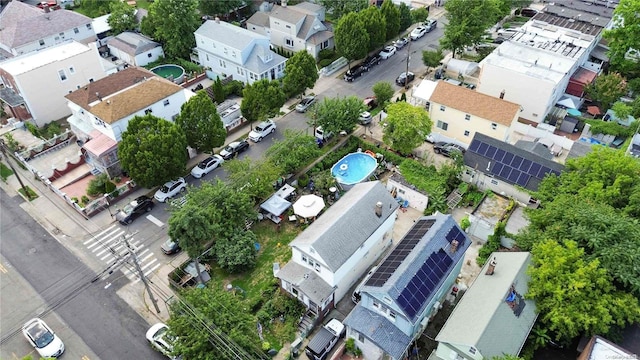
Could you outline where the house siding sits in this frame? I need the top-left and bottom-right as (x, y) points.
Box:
(461, 169), (533, 204)
(10, 27), (95, 57)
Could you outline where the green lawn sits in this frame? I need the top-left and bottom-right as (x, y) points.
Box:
(0, 163), (13, 182)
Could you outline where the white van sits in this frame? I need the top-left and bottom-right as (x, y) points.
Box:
(351, 266), (378, 303)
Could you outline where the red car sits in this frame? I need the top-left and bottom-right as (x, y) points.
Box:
(37, 1), (58, 9)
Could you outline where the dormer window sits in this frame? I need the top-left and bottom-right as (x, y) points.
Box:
(39, 39), (45, 46)
(73, 28), (79, 34)
(86, 24), (92, 30)
(465, 114), (471, 120)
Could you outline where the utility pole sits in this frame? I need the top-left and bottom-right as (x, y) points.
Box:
(121, 235), (161, 314)
(0, 139), (33, 199)
(405, 39), (412, 89)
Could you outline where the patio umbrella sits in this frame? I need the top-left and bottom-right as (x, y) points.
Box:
(293, 194), (325, 218)
(557, 97), (578, 109)
(567, 108), (582, 116)
(587, 106), (601, 116)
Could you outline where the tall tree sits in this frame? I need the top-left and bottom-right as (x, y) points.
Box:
(214, 230), (257, 273)
(240, 80), (286, 128)
(440, 0), (499, 58)
(146, 0), (200, 59)
(359, 7), (386, 52)
(175, 91), (226, 153)
(584, 72), (628, 111)
(107, 1), (137, 35)
(311, 96), (366, 136)
(422, 48), (444, 73)
(411, 7), (429, 24)
(372, 81), (394, 107)
(224, 158), (283, 202)
(381, 0), (401, 41)
(334, 12), (369, 65)
(603, 0), (640, 76)
(265, 130), (322, 174)
(79, 0), (115, 17)
(168, 206), (213, 283)
(527, 239), (640, 344)
(212, 78), (225, 104)
(199, 0), (245, 18)
(382, 102), (432, 155)
(282, 51), (319, 98)
(317, 0), (368, 19)
(398, 3), (413, 33)
(118, 114), (187, 188)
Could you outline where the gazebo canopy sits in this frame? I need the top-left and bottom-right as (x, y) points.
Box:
(260, 195), (291, 217)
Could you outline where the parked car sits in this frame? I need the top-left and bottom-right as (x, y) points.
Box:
(359, 111), (373, 125)
(363, 96), (377, 110)
(497, 27), (521, 37)
(22, 318), (65, 358)
(146, 323), (180, 359)
(249, 119), (276, 142)
(493, 36), (506, 44)
(394, 37), (409, 49)
(37, 1), (58, 9)
(344, 65), (367, 82)
(305, 319), (345, 360)
(295, 95), (316, 112)
(410, 26), (427, 40)
(362, 54), (381, 70)
(161, 238), (181, 255)
(379, 45), (397, 59)
(220, 139), (250, 160)
(154, 177), (187, 203)
(190, 155), (224, 178)
(520, 8), (538, 17)
(424, 19), (437, 32)
(115, 196), (154, 225)
(433, 142), (466, 157)
(395, 71), (415, 86)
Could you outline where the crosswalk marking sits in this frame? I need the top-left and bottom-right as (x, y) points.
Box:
(146, 215), (164, 227)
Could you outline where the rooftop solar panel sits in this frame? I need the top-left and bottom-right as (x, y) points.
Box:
(537, 166), (550, 178)
(478, 142), (489, 156)
(528, 162), (541, 176)
(503, 152), (514, 165)
(494, 148), (506, 162)
(520, 159), (532, 173)
(516, 173), (529, 187)
(508, 169), (521, 182)
(469, 140), (481, 152)
(500, 165), (511, 178)
(486, 145), (497, 159)
(511, 155), (523, 169)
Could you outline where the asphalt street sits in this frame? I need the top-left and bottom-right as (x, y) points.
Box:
(0, 190), (164, 360)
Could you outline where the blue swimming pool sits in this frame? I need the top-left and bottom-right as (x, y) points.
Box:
(331, 152), (377, 186)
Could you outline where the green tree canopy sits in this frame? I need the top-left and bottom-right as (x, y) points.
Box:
(168, 205), (213, 283)
(214, 230), (257, 273)
(381, 0), (401, 41)
(176, 91), (226, 152)
(603, 0), (640, 76)
(282, 51), (319, 98)
(359, 7), (387, 52)
(440, 0), (499, 57)
(372, 82), (395, 107)
(334, 12), (369, 64)
(584, 72), (628, 111)
(78, 0), (115, 17)
(118, 114), (187, 188)
(422, 48), (444, 72)
(527, 239), (640, 344)
(411, 7), (429, 24)
(107, 1), (137, 35)
(398, 3), (413, 33)
(311, 96), (366, 136)
(240, 79), (286, 125)
(382, 102), (432, 155)
(317, 0), (368, 19)
(265, 130), (322, 174)
(144, 0), (200, 59)
(224, 158), (284, 202)
(199, 0), (244, 17)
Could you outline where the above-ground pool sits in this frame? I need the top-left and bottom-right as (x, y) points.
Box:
(331, 152), (377, 187)
(150, 64), (185, 84)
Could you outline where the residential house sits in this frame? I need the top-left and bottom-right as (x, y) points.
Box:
(276, 181), (399, 320)
(386, 173), (429, 212)
(428, 81), (521, 146)
(106, 32), (164, 67)
(343, 213), (471, 360)
(246, 1), (333, 59)
(0, 41), (115, 127)
(577, 336), (637, 360)
(194, 19), (287, 84)
(64, 67), (193, 177)
(434, 252), (537, 360)
(462, 132), (565, 204)
(0, 1), (95, 60)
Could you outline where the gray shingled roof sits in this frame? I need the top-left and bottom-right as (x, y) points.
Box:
(275, 261), (334, 305)
(244, 44), (287, 73)
(513, 140), (554, 160)
(246, 11), (270, 28)
(0, 1), (92, 49)
(292, 2), (323, 15)
(195, 20), (267, 52)
(107, 32), (161, 56)
(269, 5), (306, 27)
(290, 181), (399, 272)
(436, 252), (537, 358)
(343, 305), (411, 360)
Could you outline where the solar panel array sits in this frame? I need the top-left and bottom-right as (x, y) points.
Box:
(468, 139), (561, 188)
(445, 226), (466, 248)
(366, 219), (436, 287)
(396, 249), (453, 319)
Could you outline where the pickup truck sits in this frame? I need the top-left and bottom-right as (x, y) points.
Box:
(305, 319), (345, 360)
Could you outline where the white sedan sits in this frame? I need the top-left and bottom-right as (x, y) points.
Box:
(146, 323), (180, 359)
(379, 45), (397, 59)
(410, 26), (427, 40)
(190, 155), (224, 179)
(22, 318), (65, 358)
(154, 177), (187, 202)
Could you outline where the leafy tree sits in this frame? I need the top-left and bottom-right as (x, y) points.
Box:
(107, 0), (137, 35)
(240, 80), (286, 128)
(118, 114), (187, 188)
(584, 72), (628, 111)
(527, 239), (640, 344)
(381, 0), (400, 41)
(440, 0), (499, 58)
(359, 7), (387, 52)
(168, 206), (213, 283)
(611, 101), (632, 120)
(145, 0), (201, 59)
(78, 0), (115, 17)
(224, 158), (284, 202)
(212, 78), (225, 104)
(422, 48), (444, 73)
(491, 355), (525, 360)
(411, 7), (429, 24)
(175, 91), (226, 153)
(282, 51), (319, 98)
(334, 12), (369, 64)
(215, 230), (257, 273)
(86, 174), (116, 197)
(139, 7), (159, 38)
(398, 3), (412, 32)
(265, 130), (322, 174)
(311, 96), (366, 136)
(318, 0), (368, 19)
(603, 0), (640, 76)
(372, 82), (395, 107)
(631, 97), (640, 119)
(199, 0), (244, 18)
(382, 102), (432, 155)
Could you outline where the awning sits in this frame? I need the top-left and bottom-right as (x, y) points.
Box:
(567, 108), (582, 116)
(0, 87), (25, 107)
(260, 194), (291, 217)
(83, 130), (118, 157)
(557, 97), (578, 109)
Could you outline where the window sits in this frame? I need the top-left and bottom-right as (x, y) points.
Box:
(54, 36), (60, 41)
(532, 113), (538, 117)
(219, 59), (226, 68)
(145, 108), (152, 114)
(373, 301), (380, 309)
(69, 67), (75, 74)
(308, 259), (314, 267)
(465, 114), (471, 120)
(237, 67), (244, 75)
(389, 311), (396, 320)
(73, 28), (79, 34)
(232, 51), (236, 58)
(491, 123), (498, 130)
(285, 38), (294, 47)
(358, 333), (365, 342)
(383, 296), (392, 303)
(163, 99), (170, 106)
(436, 120), (448, 131)
(286, 24), (291, 29)
(39, 39), (45, 46)
(398, 189), (405, 194)
(206, 54), (209, 61)
(147, 53), (152, 58)
(86, 24), (92, 30)
(491, 179), (498, 185)
(302, 255), (307, 263)
(464, 130), (470, 136)
(469, 347), (477, 355)
(59, 32), (65, 38)
(58, 69), (67, 82)
(440, 105), (446, 111)
(314, 263), (320, 272)
(89, 78), (94, 83)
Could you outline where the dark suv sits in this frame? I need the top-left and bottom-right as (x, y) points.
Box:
(362, 54), (381, 70)
(344, 65), (367, 82)
(220, 139), (250, 160)
(433, 142), (466, 157)
(115, 196), (154, 225)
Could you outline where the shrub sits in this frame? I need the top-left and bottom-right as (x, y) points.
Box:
(71, 197), (79, 203)
(318, 49), (337, 61)
(86, 173), (115, 197)
(25, 122), (41, 138)
(298, 174), (309, 188)
(318, 59), (333, 68)
(81, 195), (90, 205)
(42, 122), (62, 139)
(223, 80), (245, 97)
(460, 217), (471, 231)
(477, 222), (506, 266)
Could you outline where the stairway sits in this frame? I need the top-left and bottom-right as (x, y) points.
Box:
(446, 189), (463, 209)
(297, 309), (316, 337)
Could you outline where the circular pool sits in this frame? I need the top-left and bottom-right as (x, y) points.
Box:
(331, 152), (377, 187)
(150, 64), (185, 84)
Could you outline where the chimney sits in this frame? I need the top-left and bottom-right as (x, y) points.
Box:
(499, 90), (505, 99)
(282, 0), (288, 7)
(96, 92), (102, 101)
(214, 17), (220, 24)
(450, 240), (459, 253)
(485, 257), (497, 275)
(375, 201), (383, 218)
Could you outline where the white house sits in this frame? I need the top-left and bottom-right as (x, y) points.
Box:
(194, 19), (287, 84)
(246, 1), (334, 59)
(0, 1), (95, 59)
(64, 67), (194, 177)
(435, 252), (537, 360)
(0, 41), (115, 127)
(343, 213), (471, 360)
(276, 181), (399, 319)
(107, 32), (164, 67)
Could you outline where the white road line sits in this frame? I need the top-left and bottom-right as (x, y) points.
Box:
(84, 224), (118, 245)
(146, 215), (164, 227)
(140, 258), (157, 271)
(87, 229), (124, 250)
(138, 252), (153, 263)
